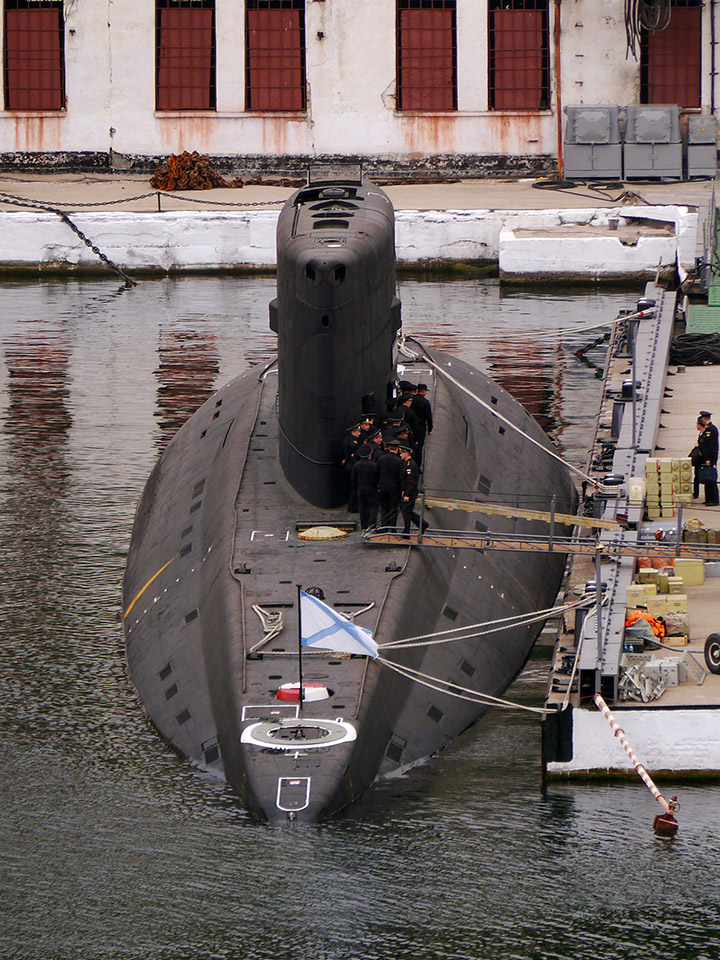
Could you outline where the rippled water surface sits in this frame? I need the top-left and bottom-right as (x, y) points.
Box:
(1, 277), (718, 960)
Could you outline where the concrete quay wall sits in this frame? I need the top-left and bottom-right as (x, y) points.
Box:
(0, 204), (697, 278)
(548, 706), (720, 775)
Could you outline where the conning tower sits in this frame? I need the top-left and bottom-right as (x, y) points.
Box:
(270, 180), (401, 508)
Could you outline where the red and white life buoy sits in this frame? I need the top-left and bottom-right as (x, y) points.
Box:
(276, 682), (330, 702)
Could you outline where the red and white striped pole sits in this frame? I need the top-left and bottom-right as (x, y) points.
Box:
(594, 694), (679, 834)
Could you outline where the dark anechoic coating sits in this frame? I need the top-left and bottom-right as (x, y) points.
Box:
(270, 182), (401, 508)
(124, 181), (578, 824)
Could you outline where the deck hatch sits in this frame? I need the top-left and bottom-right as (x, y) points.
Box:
(477, 474), (492, 495)
(385, 734), (406, 763)
(241, 718), (356, 750)
(276, 777), (311, 812)
(427, 705), (444, 723)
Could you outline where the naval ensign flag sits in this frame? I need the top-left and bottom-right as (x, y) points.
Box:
(299, 590), (379, 659)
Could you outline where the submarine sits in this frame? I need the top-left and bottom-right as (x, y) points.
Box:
(123, 178), (576, 822)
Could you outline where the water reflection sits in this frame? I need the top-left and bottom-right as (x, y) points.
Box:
(4, 326), (72, 474)
(154, 327), (220, 443)
(488, 337), (565, 435)
(1, 326), (72, 620)
(1, 277), (717, 960)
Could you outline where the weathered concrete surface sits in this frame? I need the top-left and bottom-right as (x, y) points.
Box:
(0, 205), (698, 277)
(499, 206), (699, 281)
(548, 706), (720, 775)
(0, 174), (711, 278)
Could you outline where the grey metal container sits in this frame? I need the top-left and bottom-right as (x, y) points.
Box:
(564, 105), (622, 179)
(687, 115), (717, 177)
(623, 105), (682, 179)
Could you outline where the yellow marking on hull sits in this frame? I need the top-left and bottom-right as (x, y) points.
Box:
(123, 557), (176, 620)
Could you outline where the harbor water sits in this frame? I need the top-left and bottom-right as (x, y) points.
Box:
(1, 277), (718, 960)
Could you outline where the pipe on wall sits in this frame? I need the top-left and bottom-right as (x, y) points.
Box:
(555, 0), (563, 178)
(711, 0), (716, 114)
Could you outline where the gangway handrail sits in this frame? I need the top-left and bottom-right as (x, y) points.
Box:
(363, 527), (720, 561)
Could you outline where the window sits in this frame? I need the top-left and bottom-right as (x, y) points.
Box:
(641, 0), (700, 108)
(156, 0), (216, 111)
(4, 0), (65, 111)
(488, 0), (549, 111)
(246, 0), (306, 112)
(396, 0), (457, 112)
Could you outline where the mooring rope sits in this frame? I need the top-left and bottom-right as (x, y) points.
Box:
(378, 657), (551, 715)
(400, 336), (597, 486)
(378, 596), (589, 650)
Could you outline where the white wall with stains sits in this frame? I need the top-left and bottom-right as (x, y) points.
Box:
(0, 204), (696, 278)
(0, 0), (715, 164)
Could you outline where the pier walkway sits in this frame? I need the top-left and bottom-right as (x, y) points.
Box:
(544, 278), (720, 777)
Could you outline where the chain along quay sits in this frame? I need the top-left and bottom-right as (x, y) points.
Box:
(0, 174), (711, 280)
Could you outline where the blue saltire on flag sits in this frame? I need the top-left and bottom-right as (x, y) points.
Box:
(300, 590), (378, 659)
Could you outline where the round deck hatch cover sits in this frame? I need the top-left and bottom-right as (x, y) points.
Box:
(298, 526), (349, 541)
(241, 718), (356, 750)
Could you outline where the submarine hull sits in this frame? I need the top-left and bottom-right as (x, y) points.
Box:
(123, 181), (576, 822)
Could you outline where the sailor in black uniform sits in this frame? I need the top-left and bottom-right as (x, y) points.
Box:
(350, 444), (379, 532)
(341, 423), (362, 475)
(358, 416), (375, 440)
(411, 382), (433, 466)
(377, 440), (405, 529)
(398, 394), (421, 454)
(381, 409), (404, 443)
(698, 410), (719, 505)
(368, 428), (384, 461)
(399, 444), (429, 535)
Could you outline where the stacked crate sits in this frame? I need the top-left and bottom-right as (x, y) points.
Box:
(644, 457), (693, 519)
(626, 566), (690, 646)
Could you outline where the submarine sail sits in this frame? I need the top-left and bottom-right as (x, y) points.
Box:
(123, 179), (576, 823)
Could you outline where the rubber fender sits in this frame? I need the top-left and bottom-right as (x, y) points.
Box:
(704, 633), (720, 674)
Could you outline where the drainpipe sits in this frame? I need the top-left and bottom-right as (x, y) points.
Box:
(711, 0), (716, 115)
(555, 0), (563, 178)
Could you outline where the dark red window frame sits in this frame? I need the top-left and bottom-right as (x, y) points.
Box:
(246, 0), (306, 113)
(4, 0), (65, 111)
(156, 0), (216, 111)
(488, 0), (549, 111)
(396, 0), (457, 112)
(641, 0), (701, 108)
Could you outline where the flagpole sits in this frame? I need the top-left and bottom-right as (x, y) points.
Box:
(297, 584), (304, 712)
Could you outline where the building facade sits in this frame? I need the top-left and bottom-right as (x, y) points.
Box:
(0, 0), (715, 174)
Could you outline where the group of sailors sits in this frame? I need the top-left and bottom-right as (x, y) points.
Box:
(341, 381), (433, 534)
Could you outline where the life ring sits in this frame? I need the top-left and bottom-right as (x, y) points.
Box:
(704, 633), (720, 674)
